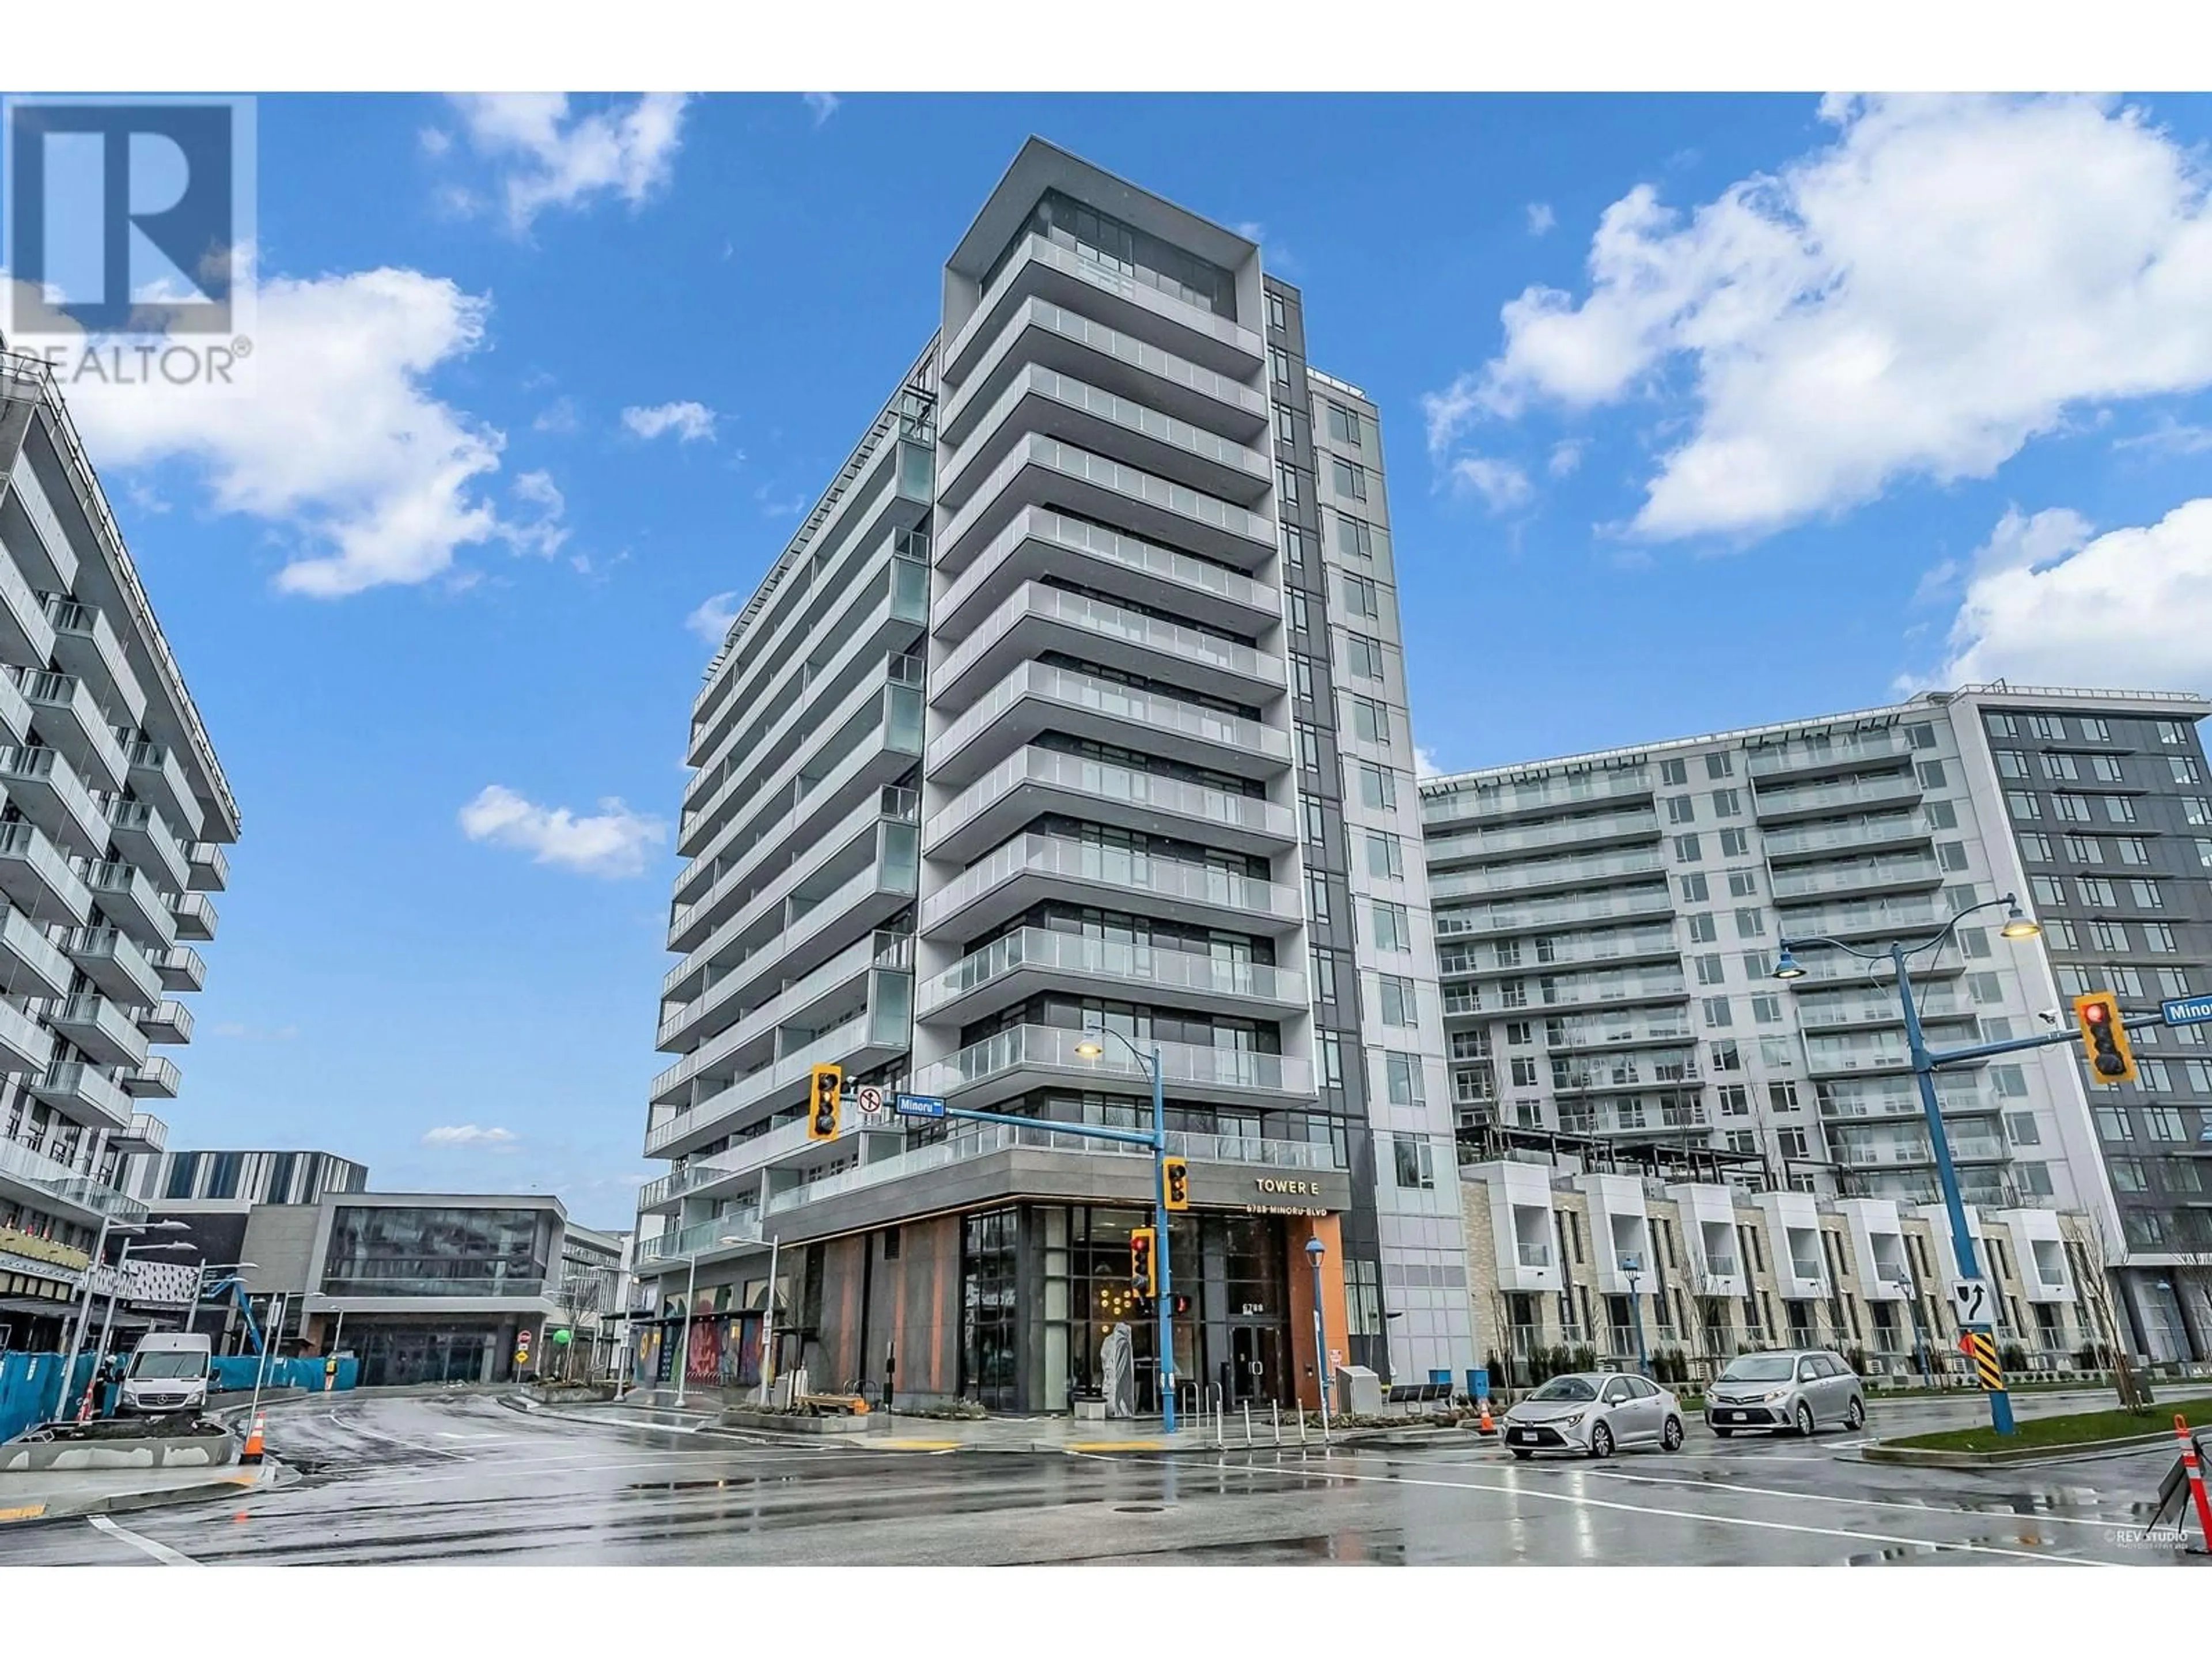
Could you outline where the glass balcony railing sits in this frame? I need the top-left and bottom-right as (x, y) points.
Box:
(1746, 730), (1914, 777)
(638, 1212), (764, 1264)
(1438, 924), (1680, 979)
(925, 927), (1305, 1013)
(1430, 846), (1665, 899)
(914, 1024), (1310, 1100)
(937, 661), (1287, 770)
(1543, 1012), (1696, 1050)
(1435, 884), (1674, 938)
(1421, 767), (1652, 826)
(923, 832), (1297, 934)
(1793, 988), (1973, 1028)
(1427, 806), (1661, 864)
(1762, 813), (1929, 858)
(945, 364), (1269, 499)
(949, 297), (1266, 435)
(1777, 893), (1953, 938)
(1752, 772), (1921, 818)
(1769, 854), (1943, 899)
(943, 434), (1274, 569)
(945, 506), (1276, 630)
(926, 747), (1294, 850)
(938, 581), (1283, 700)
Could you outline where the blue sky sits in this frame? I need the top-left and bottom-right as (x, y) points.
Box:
(18, 92), (2212, 1226)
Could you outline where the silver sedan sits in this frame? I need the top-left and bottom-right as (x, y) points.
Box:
(1500, 1371), (1687, 1460)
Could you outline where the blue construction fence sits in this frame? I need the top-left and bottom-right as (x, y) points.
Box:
(211, 1354), (359, 1395)
(1, 1351), (360, 1441)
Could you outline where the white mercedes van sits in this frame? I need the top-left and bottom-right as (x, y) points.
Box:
(119, 1332), (213, 1416)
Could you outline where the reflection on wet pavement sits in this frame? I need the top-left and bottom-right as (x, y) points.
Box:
(0, 1389), (2199, 1567)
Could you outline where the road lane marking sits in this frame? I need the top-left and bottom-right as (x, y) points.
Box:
(88, 1514), (201, 1567)
(1584, 1468), (2133, 1532)
(328, 1411), (471, 1459)
(1081, 1452), (2112, 1566)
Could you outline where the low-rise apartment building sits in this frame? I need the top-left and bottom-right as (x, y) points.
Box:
(1461, 1134), (2120, 1390)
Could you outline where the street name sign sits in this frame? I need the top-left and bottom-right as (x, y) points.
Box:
(895, 1093), (946, 1119)
(2162, 995), (2212, 1027)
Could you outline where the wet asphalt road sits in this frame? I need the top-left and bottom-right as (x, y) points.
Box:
(1, 1388), (2200, 1566)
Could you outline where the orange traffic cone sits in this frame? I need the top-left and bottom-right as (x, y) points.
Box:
(1478, 1397), (1497, 1435)
(241, 1411), (266, 1464)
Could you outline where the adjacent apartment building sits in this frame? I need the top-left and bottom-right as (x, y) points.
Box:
(0, 349), (237, 1350)
(635, 139), (1472, 1413)
(1422, 683), (2212, 1365)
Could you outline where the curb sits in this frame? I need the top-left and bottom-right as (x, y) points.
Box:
(1862, 1430), (2179, 1469)
(0, 1459), (294, 1527)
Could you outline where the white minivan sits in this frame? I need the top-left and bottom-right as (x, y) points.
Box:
(119, 1332), (213, 1416)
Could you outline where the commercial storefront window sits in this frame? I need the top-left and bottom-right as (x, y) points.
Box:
(962, 1208), (1020, 1410)
(323, 1206), (555, 1297)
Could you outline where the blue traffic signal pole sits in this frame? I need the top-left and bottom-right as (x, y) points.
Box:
(1891, 939), (2016, 1436)
(880, 1033), (1177, 1434)
(1778, 893), (2058, 1438)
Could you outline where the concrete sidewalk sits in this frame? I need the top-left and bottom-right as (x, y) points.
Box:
(0, 1459), (289, 1527)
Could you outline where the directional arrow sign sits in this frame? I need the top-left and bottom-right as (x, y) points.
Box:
(2162, 995), (2212, 1027)
(1949, 1278), (1996, 1330)
(894, 1093), (945, 1119)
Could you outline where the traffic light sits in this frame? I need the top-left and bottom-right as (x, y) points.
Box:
(1161, 1156), (1190, 1211)
(1129, 1228), (1157, 1297)
(2072, 993), (2138, 1086)
(807, 1063), (843, 1140)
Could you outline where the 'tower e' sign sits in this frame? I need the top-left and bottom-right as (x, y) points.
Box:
(1256, 1178), (1321, 1196)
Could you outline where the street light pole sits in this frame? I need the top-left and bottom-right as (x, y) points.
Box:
(1775, 893), (2042, 1436)
(674, 1248), (700, 1409)
(1075, 1025), (1176, 1434)
(1305, 1236), (1331, 1442)
(1622, 1253), (1650, 1376)
(55, 1213), (124, 1420)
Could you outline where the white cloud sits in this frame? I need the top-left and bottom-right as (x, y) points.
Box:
(44, 267), (528, 597)
(1525, 202), (1557, 237)
(459, 784), (668, 878)
(686, 589), (742, 647)
(1435, 94), (2212, 543)
(418, 126), (452, 157)
(802, 92), (840, 127)
(1923, 498), (2212, 694)
(533, 395), (581, 434)
(1547, 438), (1585, 479)
(1448, 456), (1533, 513)
(1415, 746), (1443, 779)
(448, 93), (691, 232)
(2116, 416), (2212, 457)
(422, 1124), (518, 1150)
(622, 400), (717, 443)
(507, 469), (569, 559)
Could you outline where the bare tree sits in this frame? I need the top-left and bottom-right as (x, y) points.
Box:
(2068, 1213), (2149, 1412)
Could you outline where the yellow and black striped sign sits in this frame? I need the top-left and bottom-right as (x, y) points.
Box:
(1968, 1331), (2005, 1392)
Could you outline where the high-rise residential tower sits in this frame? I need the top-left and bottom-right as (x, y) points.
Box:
(1421, 682), (2212, 1363)
(636, 140), (1471, 1411)
(0, 350), (238, 1349)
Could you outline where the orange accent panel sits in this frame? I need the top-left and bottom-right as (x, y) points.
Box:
(1284, 1214), (1349, 1411)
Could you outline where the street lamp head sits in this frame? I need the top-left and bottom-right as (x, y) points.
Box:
(1073, 1038), (1103, 1058)
(146, 1218), (191, 1231)
(1772, 944), (1807, 981)
(1304, 1237), (1325, 1263)
(1999, 899), (2041, 940)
